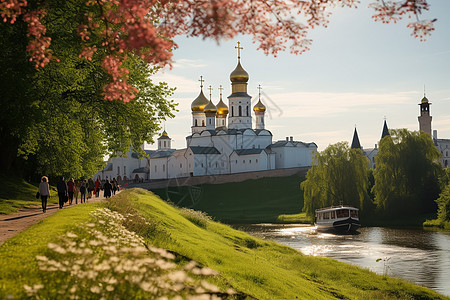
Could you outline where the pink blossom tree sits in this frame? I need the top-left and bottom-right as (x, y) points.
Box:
(1, 0), (435, 102)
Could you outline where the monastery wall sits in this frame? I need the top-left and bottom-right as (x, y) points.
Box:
(126, 166), (309, 190)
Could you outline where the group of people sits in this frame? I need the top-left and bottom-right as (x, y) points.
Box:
(38, 176), (120, 213)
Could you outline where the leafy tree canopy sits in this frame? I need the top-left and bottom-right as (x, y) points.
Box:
(372, 129), (442, 216)
(301, 142), (370, 219)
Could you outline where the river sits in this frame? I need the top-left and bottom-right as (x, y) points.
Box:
(236, 224), (450, 296)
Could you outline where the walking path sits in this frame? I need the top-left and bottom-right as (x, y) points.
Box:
(0, 192), (120, 245)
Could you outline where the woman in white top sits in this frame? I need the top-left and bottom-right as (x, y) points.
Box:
(38, 176), (51, 213)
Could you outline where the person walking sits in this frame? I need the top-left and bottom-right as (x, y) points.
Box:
(38, 176), (51, 213)
(112, 178), (118, 195)
(67, 178), (75, 205)
(88, 178), (94, 199)
(74, 179), (81, 204)
(103, 179), (113, 199)
(94, 178), (101, 197)
(80, 180), (87, 203)
(56, 176), (68, 209)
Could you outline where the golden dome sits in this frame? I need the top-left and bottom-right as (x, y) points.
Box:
(204, 100), (217, 114)
(162, 130), (168, 137)
(421, 96), (429, 104)
(253, 99), (266, 113)
(230, 61), (249, 83)
(191, 90), (209, 112)
(216, 99), (228, 115)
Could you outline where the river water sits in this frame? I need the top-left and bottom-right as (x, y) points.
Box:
(236, 224), (450, 296)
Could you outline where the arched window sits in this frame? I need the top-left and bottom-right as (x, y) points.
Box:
(195, 119), (198, 126)
(209, 119), (211, 124)
(231, 106), (234, 116)
(202, 120), (205, 126)
(246, 106), (249, 116)
(238, 106), (242, 116)
(164, 141), (166, 147)
(163, 164), (165, 172)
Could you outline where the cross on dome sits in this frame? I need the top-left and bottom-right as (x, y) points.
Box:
(235, 41), (243, 61)
(257, 84), (262, 100)
(218, 85), (224, 99)
(199, 76), (204, 89)
(208, 85), (213, 101)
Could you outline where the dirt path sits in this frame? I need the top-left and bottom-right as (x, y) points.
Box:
(0, 192), (121, 245)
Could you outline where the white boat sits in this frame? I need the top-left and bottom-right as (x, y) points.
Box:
(315, 206), (361, 233)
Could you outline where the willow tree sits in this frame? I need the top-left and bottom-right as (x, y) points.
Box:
(373, 129), (442, 216)
(301, 142), (370, 219)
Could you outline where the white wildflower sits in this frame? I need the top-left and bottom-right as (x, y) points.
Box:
(90, 286), (101, 294)
(66, 232), (78, 238)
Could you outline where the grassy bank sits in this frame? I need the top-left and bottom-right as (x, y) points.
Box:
(0, 175), (58, 214)
(1, 189), (447, 299)
(423, 218), (450, 230)
(151, 174), (311, 224)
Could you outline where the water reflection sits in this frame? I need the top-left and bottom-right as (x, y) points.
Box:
(235, 224), (450, 296)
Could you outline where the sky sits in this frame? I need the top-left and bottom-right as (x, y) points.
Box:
(150, 0), (450, 151)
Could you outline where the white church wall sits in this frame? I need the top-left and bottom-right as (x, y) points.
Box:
(230, 153), (264, 173)
(149, 157), (169, 180)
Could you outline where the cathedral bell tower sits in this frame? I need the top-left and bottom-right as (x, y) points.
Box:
(418, 93), (432, 136)
(191, 76), (209, 134)
(253, 85), (266, 130)
(228, 42), (252, 130)
(204, 85), (217, 131)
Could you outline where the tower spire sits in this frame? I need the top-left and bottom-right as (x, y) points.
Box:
(351, 127), (362, 149)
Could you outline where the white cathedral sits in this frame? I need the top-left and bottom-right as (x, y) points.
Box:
(95, 44), (318, 181)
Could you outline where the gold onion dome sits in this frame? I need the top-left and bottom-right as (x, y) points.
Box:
(216, 99), (228, 115)
(230, 61), (249, 83)
(421, 96), (429, 103)
(162, 130), (168, 137)
(204, 100), (217, 114)
(191, 90), (209, 112)
(253, 99), (266, 113)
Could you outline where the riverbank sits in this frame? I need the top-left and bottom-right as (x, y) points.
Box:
(151, 173), (309, 224)
(423, 218), (450, 230)
(1, 188), (446, 299)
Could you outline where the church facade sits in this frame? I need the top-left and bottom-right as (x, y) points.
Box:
(94, 45), (318, 181)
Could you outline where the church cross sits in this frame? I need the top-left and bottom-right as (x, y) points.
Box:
(208, 85), (213, 101)
(199, 76), (204, 89)
(235, 41), (243, 60)
(218, 85), (223, 99)
(257, 84), (262, 100)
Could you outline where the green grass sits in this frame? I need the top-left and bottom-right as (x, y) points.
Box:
(117, 189), (447, 299)
(423, 218), (450, 230)
(0, 175), (58, 214)
(276, 212), (312, 223)
(1, 189), (447, 299)
(0, 202), (100, 298)
(151, 174), (306, 223)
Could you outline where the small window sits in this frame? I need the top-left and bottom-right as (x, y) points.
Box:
(164, 141), (166, 147)
(209, 119), (211, 124)
(180, 163), (182, 168)
(249, 160), (251, 163)
(124, 166), (126, 175)
(202, 120), (205, 126)
(215, 162), (218, 167)
(236, 160), (238, 164)
(201, 163), (204, 168)
(118, 166), (120, 175)
(256, 159), (258, 163)
(155, 165), (157, 172)
(243, 160), (245, 164)
(163, 164), (165, 172)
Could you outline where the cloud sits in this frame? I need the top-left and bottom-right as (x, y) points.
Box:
(261, 91), (416, 118)
(172, 59), (208, 69)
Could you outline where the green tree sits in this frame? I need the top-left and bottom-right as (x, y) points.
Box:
(301, 142), (370, 219)
(436, 185), (450, 222)
(0, 0), (176, 180)
(372, 129), (442, 216)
